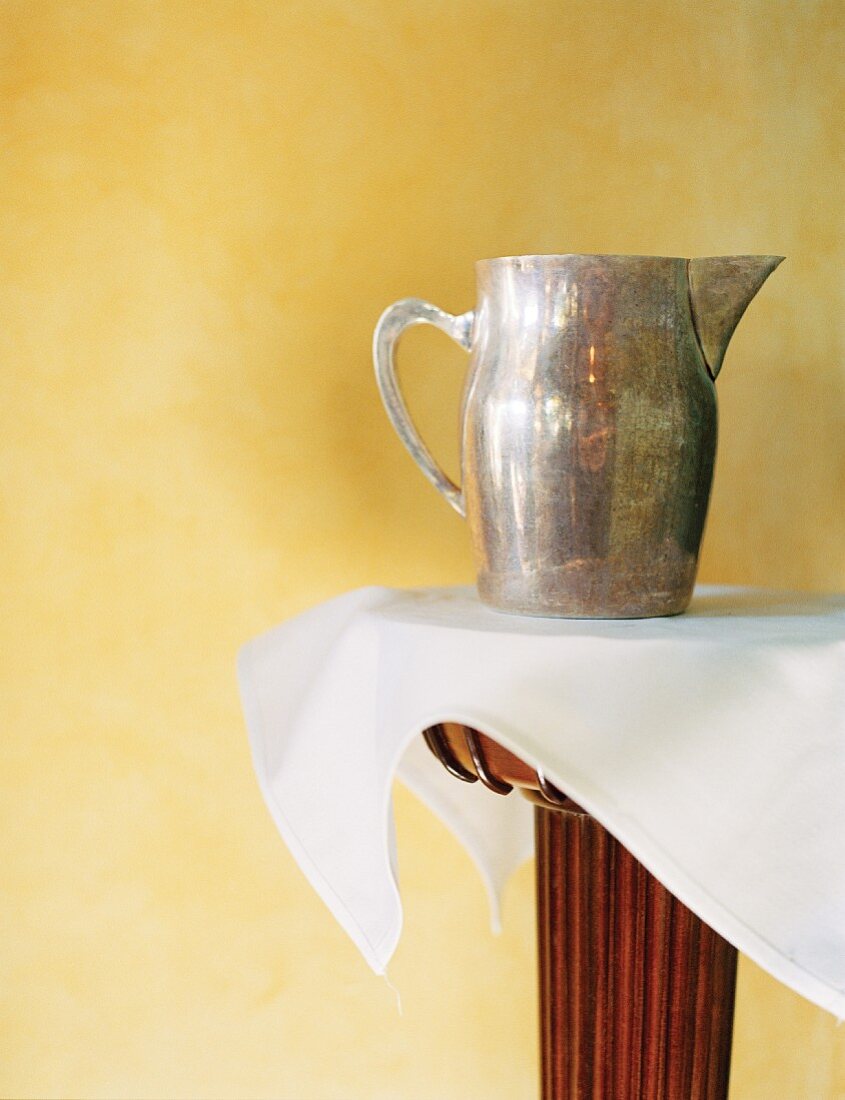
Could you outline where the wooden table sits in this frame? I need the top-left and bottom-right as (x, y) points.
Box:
(423, 723), (737, 1100)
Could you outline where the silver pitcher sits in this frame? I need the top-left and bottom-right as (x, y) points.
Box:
(373, 254), (783, 618)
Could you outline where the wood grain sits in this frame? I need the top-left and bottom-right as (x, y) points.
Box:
(535, 805), (737, 1099)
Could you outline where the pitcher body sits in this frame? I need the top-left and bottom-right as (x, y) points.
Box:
(464, 255), (715, 617)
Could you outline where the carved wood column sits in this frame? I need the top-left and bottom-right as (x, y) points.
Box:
(534, 802), (737, 1099)
(423, 724), (738, 1100)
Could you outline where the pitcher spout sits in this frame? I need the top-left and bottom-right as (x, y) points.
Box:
(687, 255), (784, 379)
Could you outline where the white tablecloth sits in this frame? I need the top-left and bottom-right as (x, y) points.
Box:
(237, 585), (845, 1018)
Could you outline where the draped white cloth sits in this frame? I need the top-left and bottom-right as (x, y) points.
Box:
(238, 585), (845, 1018)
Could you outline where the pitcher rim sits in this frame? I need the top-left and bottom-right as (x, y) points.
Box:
(476, 252), (783, 267)
(477, 253), (688, 266)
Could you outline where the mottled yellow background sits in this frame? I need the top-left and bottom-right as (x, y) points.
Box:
(1, 1), (843, 1097)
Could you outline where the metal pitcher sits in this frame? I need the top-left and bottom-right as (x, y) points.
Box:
(374, 253), (783, 618)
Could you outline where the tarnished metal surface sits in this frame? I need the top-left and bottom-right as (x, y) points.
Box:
(374, 254), (782, 618)
(688, 255), (784, 379)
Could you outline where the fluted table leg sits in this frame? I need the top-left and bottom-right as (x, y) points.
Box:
(535, 804), (737, 1100)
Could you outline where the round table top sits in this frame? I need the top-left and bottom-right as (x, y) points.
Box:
(239, 583), (845, 1018)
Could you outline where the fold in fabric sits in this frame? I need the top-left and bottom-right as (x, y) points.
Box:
(238, 585), (845, 1018)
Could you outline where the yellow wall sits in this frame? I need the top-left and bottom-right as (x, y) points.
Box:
(2, 2), (843, 1096)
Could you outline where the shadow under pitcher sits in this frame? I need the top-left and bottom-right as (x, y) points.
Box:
(374, 254), (783, 618)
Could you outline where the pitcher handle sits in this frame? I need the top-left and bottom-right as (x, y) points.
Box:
(373, 297), (473, 517)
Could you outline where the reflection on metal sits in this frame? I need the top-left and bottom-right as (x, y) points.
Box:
(374, 254), (783, 618)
